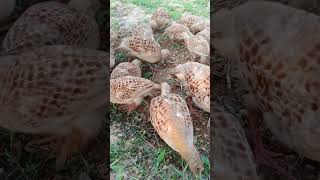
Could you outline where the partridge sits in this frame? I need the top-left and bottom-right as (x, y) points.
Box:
(0, 0), (15, 20)
(149, 8), (171, 31)
(150, 82), (203, 175)
(131, 24), (154, 38)
(178, 15), (207, 34)
(0, 45), (108, 168)
(212, 104), (259, 180)
(212, 1), (320, 163)
(110, 76), (160, 112)
(164, 22), (193, 42)
(2, 0), (100, 54)
(110, 59), (141, 79)
(197, 26), (210, 44)
(171, 62), (210, 113)
(118, 36), (162, 63)
(182, 32), (210, 65)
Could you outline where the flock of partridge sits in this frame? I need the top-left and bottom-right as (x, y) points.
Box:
(110, 8), (210, 175)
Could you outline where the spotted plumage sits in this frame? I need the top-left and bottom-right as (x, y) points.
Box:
(0, 45), (107, 167)
(2, 0), (100, 54)
(212, 104), (259, 180)
(110, 76), (160, 106)
(172, 62), (210, 112)
(164, 22), (193, 42)
(150, 82), (203, 175)
(118, 36), (162, 63)
(183, 33), (210, 64)
(149, 8), (171, 30)
(212, 1), (320, 161)
(110, 59), (141, 79)
(178, 15), (207, 34)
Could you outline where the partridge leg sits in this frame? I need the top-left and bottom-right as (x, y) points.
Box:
(127, 103), (139, 114)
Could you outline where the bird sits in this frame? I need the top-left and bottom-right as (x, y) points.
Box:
(0, 45), (108, 170)
(131, 24), (154, 38)
(181, 32), (210, 65)
(0, 0), (15, 21)
(2, 0), (100, 54)
(118, 36), (162, 63)
(171, 62), (210, 114)
(110, 76), (160, 112)
(164, 22), (193, 42)
(197, 26), (210, 44)
(149, 8), (171, 31)
(212, 103), (260, 180)
(110, 59), (141, 79)
(149, 82), (203, 175)
(178, 15), (207, 34)
(160, 49), (170, 62)
(212, 0), (320, 175)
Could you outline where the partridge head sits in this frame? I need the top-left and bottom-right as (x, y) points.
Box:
(110, 59), (141, 79)
(212, 1), (320, 161)
(150, 82), (203, 175)
(171, 62), (210, 112)
(2, 0), (100, 54)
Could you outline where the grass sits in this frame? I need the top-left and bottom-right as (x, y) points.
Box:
(119, 0), (209, 20)
(110, 106), (210, 179)
(110, 0), (210, 179)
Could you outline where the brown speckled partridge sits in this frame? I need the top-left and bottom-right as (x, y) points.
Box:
(149, 8), (171, 31)
(110, 76), (160, 111)
(212, 104), (259, 180)
(178, 15), (207, 34)
(172, 62), (210, 113)
(182, 32), (210, 65)
(0, 45), (107, 168)
(2, 0), (100, 54)
(118, 36), (162, 63)
(110, 59), (141, 79)
(212, 1), (320, 161)
(150, 82), (203, 175)
(164, 22), (193, 42)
